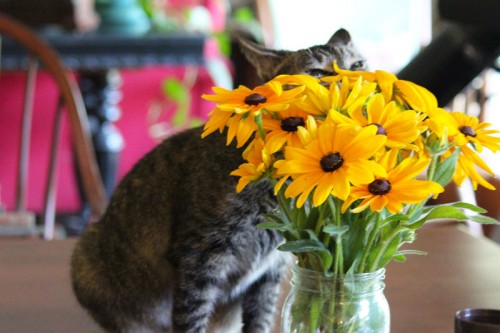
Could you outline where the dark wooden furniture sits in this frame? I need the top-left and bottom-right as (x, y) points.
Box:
(1, 16), (205, 233)
(0, 13), (107, 239)
(1, 23), (205, 194)
(1, 223), (500, 332)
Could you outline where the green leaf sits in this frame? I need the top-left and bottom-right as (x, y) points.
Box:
(382, 214), (409, 225)
(290, 207), (308, 229)
(304, 207), (321, 230)
(469, 215), (500, 224)
(410, 205), (469, 229)
(447, 201), (487, 214)
(343, 215), (371, 272)
(433, 147), (460, 186)
(307, 250), (334, 273)
(395, 249), (427, 256)
(279, 239), (333, 272)
(374, 233), (404, 269)
(261, 213), (287, 225)
(256, 222), (289, 231)
(322, 224), (349, 236)
(393, 248), (427, 263)
(392, 254), (406, 262)
(278, 239), (326, 253)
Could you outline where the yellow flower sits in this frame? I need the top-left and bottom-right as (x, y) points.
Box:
(448, 112), (500, 152)
(450, 145), (496, 190)
(201, 80), (305, 147)
(278, 72), (377, 117)
(330, 93), (421, 150)
(322, 63), (396, 101)
(201, 107), (232, 139)
(202, 81), (304, 115)
(424, 107), (459, 140)
(329, 76), (377, 113)
(230, 138), (273, 192)
(274, 74), (332, 116)
(275, 120), (387, 207)
(342, 152), (443, 214)
(322, 62), (377, 85)
(393, 80), (438, 113)
(225, 113), (260, 148)
(324, 62), (439, 115)
(262, 106), (311, 153)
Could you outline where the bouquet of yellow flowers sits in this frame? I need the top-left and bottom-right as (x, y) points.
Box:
(201, 64), (500, 331)
(202, 63), (500, 275)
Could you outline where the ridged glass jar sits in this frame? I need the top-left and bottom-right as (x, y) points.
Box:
(281, 265), (390, 333)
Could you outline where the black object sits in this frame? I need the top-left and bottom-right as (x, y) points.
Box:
(0, 31), (205, 71)
(455, 308), (500, 333)
(397, 0), (500, 106)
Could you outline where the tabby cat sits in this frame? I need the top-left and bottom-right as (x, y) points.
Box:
(71, 29), (367, 333)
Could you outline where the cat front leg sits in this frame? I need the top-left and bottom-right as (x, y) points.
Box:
(171, 272), (217, 333)
(241, 260), (288, 333)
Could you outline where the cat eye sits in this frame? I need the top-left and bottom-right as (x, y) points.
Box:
(350, 61), (365, 70)
(306, 69), (333, 78)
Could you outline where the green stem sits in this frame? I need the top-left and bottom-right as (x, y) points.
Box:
(357, 213), (382, 273)
(277, 187), (293, 224)
(368, 226), (402, 271)
(320, 198), (337, 251)
(254, 113), (266, 140)
(331, 198), (344, 276)
(427, 154), (439, 182)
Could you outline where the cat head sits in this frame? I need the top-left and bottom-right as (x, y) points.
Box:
(238, 29), (367, 81)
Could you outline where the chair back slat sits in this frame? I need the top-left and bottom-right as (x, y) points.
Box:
(16, 55), (38, 212)
(42, 98), (63, 240)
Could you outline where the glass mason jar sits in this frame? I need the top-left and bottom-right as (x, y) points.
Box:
(281, 265), (390, 333)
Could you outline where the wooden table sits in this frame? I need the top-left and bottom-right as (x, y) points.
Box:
(385, 223), (500, 332)
(1, 223), (500, 333)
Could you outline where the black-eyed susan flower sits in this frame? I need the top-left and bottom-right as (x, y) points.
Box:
(323, 62), (396, 101)
(448, 112), (500, 152)
(394, 79), (438, 113)
(230, 138), (273, 192)
(275, 120), (387, 207)
(342, 151), (443, 214)
(262, 106), (311, 153)
(322, 62), (377, 85)
(450, 145), (496, 190)
(330, 93), (421, 150)
(202, 81), (304, 115)
(274, 74), (333, 116)
(201, 79), (306, 147)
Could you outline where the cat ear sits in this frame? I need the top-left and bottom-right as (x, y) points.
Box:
(238, 38), (290, 81)
(327, 28), (352, 46)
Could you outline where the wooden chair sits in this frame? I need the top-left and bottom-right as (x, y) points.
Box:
(0, 13), (107, 239)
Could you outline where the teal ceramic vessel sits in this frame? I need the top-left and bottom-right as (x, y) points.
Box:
(95, 0), (150, 35)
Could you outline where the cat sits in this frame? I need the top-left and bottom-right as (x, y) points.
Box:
(71, 28), (367, 333)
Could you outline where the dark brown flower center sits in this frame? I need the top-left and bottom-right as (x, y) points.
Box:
(320, 152), (344, 172)
(368, 179), (392, 195)
(281, 117), (305, 132)
(459, 125), (476, 137)
(244, 93), (267, 106)
(369, 123), (387, 135)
